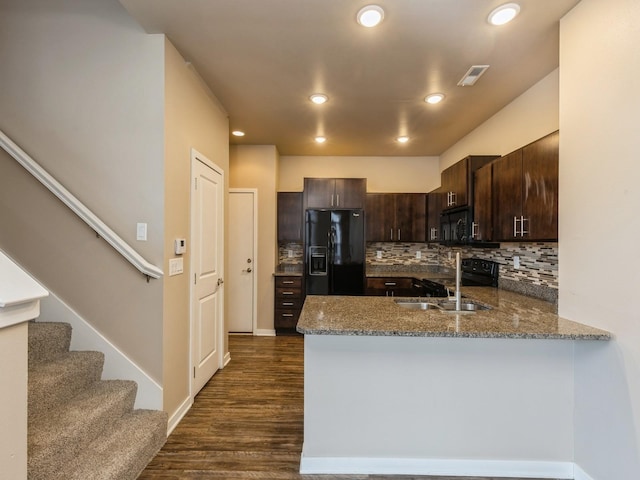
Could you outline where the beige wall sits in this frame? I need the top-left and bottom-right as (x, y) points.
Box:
(163, 40), (230, 416)
(278, 156), (440, 193)
(229, 146), (278, 333)
(440, 69), (560, 171)
(0, 0), (165, 380)
(560, 0), (640, 477)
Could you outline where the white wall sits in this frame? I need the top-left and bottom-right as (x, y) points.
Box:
(560, 0), (640, 477)
(440, 69), (560, 171)
(0, 0), (165, 381)
(278, 156), (440, 193)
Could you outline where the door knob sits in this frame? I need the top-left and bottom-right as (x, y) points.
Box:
(247, 258), (252, 263)
(243, 268), (252, 273)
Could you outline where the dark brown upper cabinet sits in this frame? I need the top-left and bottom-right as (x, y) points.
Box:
(426, 188), (443, 242)
(440, 155), (499, 210)
(472, 163), (494, 241)
(366, 193), (426, 242)
(277, 192), (303, 242)
(492, 131), (559, 241)
(303, 178), (366, 210)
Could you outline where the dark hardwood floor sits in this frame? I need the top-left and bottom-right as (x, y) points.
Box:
(139, 335), (555, 480)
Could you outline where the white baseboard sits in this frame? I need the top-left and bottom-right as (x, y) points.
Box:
(40, 294), (163, 410)
(573, 464), (595, 480)
(167, 395), (192, 435)
(254, 328), (276, 336)
(299, 454), (575, 478)
(223, 351), (231, 367)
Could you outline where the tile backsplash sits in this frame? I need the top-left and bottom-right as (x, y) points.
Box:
(278, 241), (558, 302)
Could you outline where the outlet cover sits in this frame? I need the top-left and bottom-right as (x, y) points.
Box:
(416, 251), (422, 259)
(376, 250), (382, 259)
(513, 256), (520, 269)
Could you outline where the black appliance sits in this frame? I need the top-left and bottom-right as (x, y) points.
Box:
(460, 257), (499, 287)
(419, 258), (500, 295)
(440, 206), (471, 244)
(305, 209), (365, 295)
(415, 278), (449, 297)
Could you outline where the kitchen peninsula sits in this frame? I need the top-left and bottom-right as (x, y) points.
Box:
(296, 290), (610, 478)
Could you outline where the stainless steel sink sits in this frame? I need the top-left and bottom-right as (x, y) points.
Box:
(394, 299), (491, 312)
(439, 301), (491, 311)
(394, 300), (441, 310)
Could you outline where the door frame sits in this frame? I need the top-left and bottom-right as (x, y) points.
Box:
(189, 148), (225, 400)
(228, 188), (258, 334)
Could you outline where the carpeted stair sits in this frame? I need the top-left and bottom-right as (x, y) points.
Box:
(27, 321), (167, 480)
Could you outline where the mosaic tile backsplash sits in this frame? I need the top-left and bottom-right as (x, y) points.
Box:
(279, 241), (558, 302)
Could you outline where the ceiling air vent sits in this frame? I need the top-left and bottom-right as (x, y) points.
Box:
(457, 65), (490, 86)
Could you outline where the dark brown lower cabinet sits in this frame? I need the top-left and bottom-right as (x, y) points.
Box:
(366, 277), (415, 296)
(274, 276), (304, 334)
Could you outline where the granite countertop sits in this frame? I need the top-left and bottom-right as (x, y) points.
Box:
(296, 288), (611, 340)
(273, 264), (303, 276)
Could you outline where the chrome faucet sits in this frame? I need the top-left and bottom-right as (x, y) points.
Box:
(455, 252), (462, 311)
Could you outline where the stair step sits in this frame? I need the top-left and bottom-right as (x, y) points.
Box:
(28, 321), (72, 365)
(28, 380), (138, 480)
(58, 409), (168, 480)
(29, 350), (104, 420)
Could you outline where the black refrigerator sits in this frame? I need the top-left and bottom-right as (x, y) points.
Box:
(305, 209), (365, 295)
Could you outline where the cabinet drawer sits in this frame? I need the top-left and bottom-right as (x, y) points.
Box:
(276, 286), (302, 299)
(275, 298), (303, 310)
(366, 277), (413, 289)
(275, 276), (303, 289)
(274, 309), (300, 329)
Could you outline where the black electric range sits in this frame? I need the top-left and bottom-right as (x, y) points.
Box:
(417, 258), (499, 297)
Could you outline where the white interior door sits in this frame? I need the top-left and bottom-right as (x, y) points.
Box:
(190, 150), (224, 397)
(228, 189), (257, 333)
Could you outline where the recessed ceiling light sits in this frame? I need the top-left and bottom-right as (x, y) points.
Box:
(488, 3), (521, 26)
(315, 136), (327, 144)
(231, 130), (245, 137)
(357, 5), (385, 28)
(396, 136), (409, 143)
(309, 94), (328, 105)
(425, 93), (445, 104)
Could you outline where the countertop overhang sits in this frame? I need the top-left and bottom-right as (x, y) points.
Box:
(296, 288), (610, 340)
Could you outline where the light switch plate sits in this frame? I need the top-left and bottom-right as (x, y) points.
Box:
(169, 258), (184, 276)
(136, 222), (147, 241)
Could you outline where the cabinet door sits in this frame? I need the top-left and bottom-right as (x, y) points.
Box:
(366, 194), (394, 241)
(492, 149), (523, 241)
(473, 164), (493, 241)
(277, 192), (303, 242)
(427, 189), (443, 242)
(304, 178), (335, 209)
(442, 158), (469, 208)
(335, 178), (366, 208)
(522, 131), (559, 240)
(395, 194), (426, 242)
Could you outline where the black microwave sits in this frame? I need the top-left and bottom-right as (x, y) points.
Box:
(440, 207), (470, 244)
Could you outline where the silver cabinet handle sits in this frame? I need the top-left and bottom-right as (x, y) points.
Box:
(521, 216), (529, 236)
(282, 280), (294, 284)
(336, 193), (340, 206)
(390, 228), (393, 240)
(471, 222), (478, 239)
(398, 229), (401, 241)
(384, 282), (397, 286)
(513, 216), (518, 237)
(331, 194), (334, 207)
(282, 291), (294, 295)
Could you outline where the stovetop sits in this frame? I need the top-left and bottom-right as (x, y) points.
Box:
(461, 258), (499, 287)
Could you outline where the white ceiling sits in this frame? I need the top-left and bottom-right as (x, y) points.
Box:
(120, 0), (580, 156)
